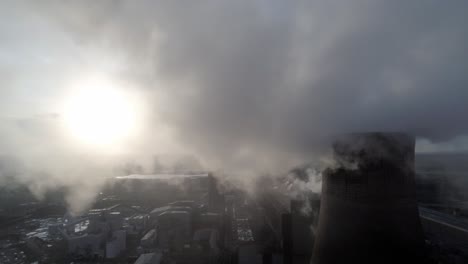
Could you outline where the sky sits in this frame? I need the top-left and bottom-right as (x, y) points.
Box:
(1, 1), (468, 212)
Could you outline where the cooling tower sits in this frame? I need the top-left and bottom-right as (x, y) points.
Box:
(311, 133), (426, 264)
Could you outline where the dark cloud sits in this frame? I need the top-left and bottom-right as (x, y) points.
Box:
(27, 1), (468, 168)
(121, 1), (468, 167)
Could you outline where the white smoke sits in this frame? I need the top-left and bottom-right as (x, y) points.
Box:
(1, 1), (468, 213)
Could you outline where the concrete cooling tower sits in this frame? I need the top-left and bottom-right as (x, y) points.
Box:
(311, 133), (426, 264)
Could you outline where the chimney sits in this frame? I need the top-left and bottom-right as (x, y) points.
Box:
(311, 132), (426, 264)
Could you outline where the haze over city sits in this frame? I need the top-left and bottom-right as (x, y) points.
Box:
(0, 1), (468, 264)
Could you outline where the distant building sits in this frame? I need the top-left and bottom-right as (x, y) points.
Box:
(238, 244), (263, 264)
(125, 214), (149, 235)
(106, 230), (126, 258)
(157, 211), (192, 251)
(282, 199), (317, 264)
(134, 252), (163, 264)
(193, 228), (220, 255)
(61, 205), (127, 259)
(66, 232), (106, 258)
(149, 204), (193, 224)
(141, 229), (157, 249)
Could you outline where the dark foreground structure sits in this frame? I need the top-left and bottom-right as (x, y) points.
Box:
(312, 133), (426, 264)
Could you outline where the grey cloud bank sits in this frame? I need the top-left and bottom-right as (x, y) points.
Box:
(0, 1), (468, 211)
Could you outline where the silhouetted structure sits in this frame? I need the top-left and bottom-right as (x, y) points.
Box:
(207, 174), (224, 212)
(312, 133), (426, 264)
(283, 199), (318, 264)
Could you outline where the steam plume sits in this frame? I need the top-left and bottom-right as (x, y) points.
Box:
(1, 1), (468, 212)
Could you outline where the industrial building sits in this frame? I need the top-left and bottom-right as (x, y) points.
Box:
(134, 252), (163, 264)
(60, 205), (129, 259)
(312, 133), (426, 264)
(2, 150), (468, 263)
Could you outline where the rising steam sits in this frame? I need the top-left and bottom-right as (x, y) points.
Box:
(1, 1), (468, 213)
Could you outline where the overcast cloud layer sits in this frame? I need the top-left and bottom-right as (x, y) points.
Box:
(1, 1), (468, 212)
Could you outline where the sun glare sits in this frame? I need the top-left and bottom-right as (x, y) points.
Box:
(63, 77), (138, 146)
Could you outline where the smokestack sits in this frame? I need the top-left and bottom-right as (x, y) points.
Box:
(311, 132), (426, 264)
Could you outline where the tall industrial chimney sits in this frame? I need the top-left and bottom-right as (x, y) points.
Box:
(311, 133), (426, 264)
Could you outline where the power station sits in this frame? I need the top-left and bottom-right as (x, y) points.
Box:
(312, 133), (426, 264)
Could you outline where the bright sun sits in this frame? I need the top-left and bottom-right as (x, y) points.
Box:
(63, 77), (138, 146)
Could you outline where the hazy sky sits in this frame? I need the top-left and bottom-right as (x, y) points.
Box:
(1, 1), (468, 212)
(1, 0), (468, 161)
